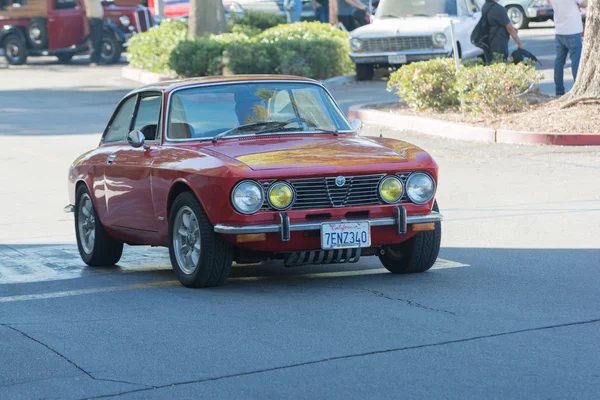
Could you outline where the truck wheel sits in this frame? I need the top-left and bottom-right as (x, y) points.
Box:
(75, 185), (124, 266)
(507, 6), (529, 29)
(356, 63), (374, 81)
(27, 18), (48, 49)
(168, 192), (233, 288)
(3, 34), (28, 65)
(100, 33), (122, 64)
(379, 201), (442, 274)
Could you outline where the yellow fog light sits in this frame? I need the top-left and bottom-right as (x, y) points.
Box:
(379, 176), (403, 204)
(268, 182), (295, 210)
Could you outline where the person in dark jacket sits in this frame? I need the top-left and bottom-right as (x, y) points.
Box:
(481, 0), (523, 62)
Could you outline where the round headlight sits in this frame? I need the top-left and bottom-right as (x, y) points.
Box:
(232, 181), (264, 214)
(119, 16), (131, 27)
(432, 32), (447, 46)
(406, 172), (435, 204)
(379, 176), (403, 204)
(268, 182), (295, 210)
(350, 38), (362, 51)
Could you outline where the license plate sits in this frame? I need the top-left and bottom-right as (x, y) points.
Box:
(388, 54), (407, 64)
(321, 222), (371, 250)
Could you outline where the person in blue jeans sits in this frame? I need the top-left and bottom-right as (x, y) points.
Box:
(284, 0), (303, 23)
(312, 0), (330, 23)
(550, 0), (587, 96)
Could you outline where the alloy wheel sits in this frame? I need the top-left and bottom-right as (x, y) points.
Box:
(78, 193), (96, 254)
(173, 206), (202, 275)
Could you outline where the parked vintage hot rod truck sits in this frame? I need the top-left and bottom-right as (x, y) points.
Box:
(0, 0), (153, 65)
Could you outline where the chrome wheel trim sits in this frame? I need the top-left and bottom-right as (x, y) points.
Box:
(6, 42), (20, 62)
(173, 206), (201, 275)
(508, 8), (523, 28)
(77, 193), (96, 255)
(101, 40), (114, 61)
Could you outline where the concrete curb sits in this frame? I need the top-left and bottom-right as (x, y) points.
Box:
(121, 66), (174, 85)
(122, 66), (357, 88)
(348, 103), (600, 146)
(321, 74), (356, 88)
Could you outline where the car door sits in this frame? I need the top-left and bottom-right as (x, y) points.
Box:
(48, 0), (86, 50)
(102, 92), (162, 232)
(456, 0), (484, 59)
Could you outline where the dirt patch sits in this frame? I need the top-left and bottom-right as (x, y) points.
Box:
(371, 93), (600, 134)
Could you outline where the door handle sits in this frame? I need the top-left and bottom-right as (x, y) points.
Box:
(107, 154), (116, 164)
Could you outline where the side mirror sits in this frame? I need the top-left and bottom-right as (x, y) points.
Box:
(127, 130), (146, 148)
(351, 119), (363, 131)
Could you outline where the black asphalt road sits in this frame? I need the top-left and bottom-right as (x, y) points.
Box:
(1, 25), (598, 399)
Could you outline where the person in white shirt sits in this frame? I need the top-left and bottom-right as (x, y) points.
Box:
(82, 0), (104, 66)
(550, 0), (587, 95)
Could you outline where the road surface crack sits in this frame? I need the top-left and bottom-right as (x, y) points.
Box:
(356, 288), (456, 315)
(0, 323), (150, 389)
(83, 317), (600, 399)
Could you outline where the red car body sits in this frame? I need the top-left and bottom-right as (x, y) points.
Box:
(66, 75), (442, 287)
(0, 0), (152, 64)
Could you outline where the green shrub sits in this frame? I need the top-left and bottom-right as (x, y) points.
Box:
(456, 62), (541, 114)
(387, 58), (459, 111)
(230, 23), (262, 37)
(229, 10), (285, 31)
(230, 22), (354, 79)
(387, 57), (541, 114)
(170, 22), (354, 80)
(127, 19), (187, 75)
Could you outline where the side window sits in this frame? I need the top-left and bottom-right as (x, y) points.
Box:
(458, 0), (471, 15)
(55, 0), (76, 10)
(104, 96), (136, 143)
(133, 95), (162, 141)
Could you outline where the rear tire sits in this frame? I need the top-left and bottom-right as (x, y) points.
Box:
(356, 63), (374, 81)
(168, 192), (233, 288)
(75, 185), (124, 266)
(379, 200), (441, 274)
(507, 6), (529, 29)
(27, 18), (48, 49)
(3, 34), (28, 65)
(100, 33), (122, 64)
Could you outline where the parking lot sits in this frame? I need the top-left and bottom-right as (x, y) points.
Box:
(1, 25), (599, 399)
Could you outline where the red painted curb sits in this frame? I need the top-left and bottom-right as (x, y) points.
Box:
(348, 103), (600, 146)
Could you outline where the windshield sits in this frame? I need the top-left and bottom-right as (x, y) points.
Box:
(167, 82), (351, 141)
(376, 0), (458, 18)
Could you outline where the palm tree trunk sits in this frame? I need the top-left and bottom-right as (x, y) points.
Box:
(189, 0), (227, 38)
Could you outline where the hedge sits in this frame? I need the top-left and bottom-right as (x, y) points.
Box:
(387, 58), (541, 114)
(170, 22), (354, 80)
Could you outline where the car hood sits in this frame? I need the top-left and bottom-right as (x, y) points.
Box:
(205, 135), (429, 172)
(352, 16), (456, 38)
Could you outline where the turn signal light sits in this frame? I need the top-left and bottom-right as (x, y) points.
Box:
(236, 233), (267, 243)
(412, 223), (435, 232)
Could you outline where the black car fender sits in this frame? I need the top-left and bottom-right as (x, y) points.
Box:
(0, 25), (27, 46)
(104, 21), (126, 44)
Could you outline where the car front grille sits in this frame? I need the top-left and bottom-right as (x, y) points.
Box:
(135, 8), (153, 32)
(261, 174), (409, 211)
(361, 36), (434, 52)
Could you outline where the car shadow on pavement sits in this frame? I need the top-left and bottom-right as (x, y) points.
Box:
(1, 245), (599, 299)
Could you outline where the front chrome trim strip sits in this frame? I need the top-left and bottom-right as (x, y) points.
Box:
(214, 212), (442, 235)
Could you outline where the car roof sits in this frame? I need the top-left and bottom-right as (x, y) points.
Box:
(128, 75), (322, 96)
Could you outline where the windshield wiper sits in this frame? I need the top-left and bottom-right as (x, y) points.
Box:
(212, 122), (288, 143)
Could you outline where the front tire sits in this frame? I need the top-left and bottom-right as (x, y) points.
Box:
(3, 34), (28, 65)
(356, 63), (374, 81)
(507, 6), (529, 29)
(379, 201), (441, 274)
(75, 185), (124, 266)
(100, 33), (122, 64)
(168, 192), (233, 288)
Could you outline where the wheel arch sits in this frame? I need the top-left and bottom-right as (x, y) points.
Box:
(166, 180), (211, 223)
(0, 25), (27, 46)
(104, 22), (126, 44)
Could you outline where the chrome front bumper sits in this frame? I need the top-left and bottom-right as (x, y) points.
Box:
(214, 206), (442, 242)
(351, 49), (449, 65)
